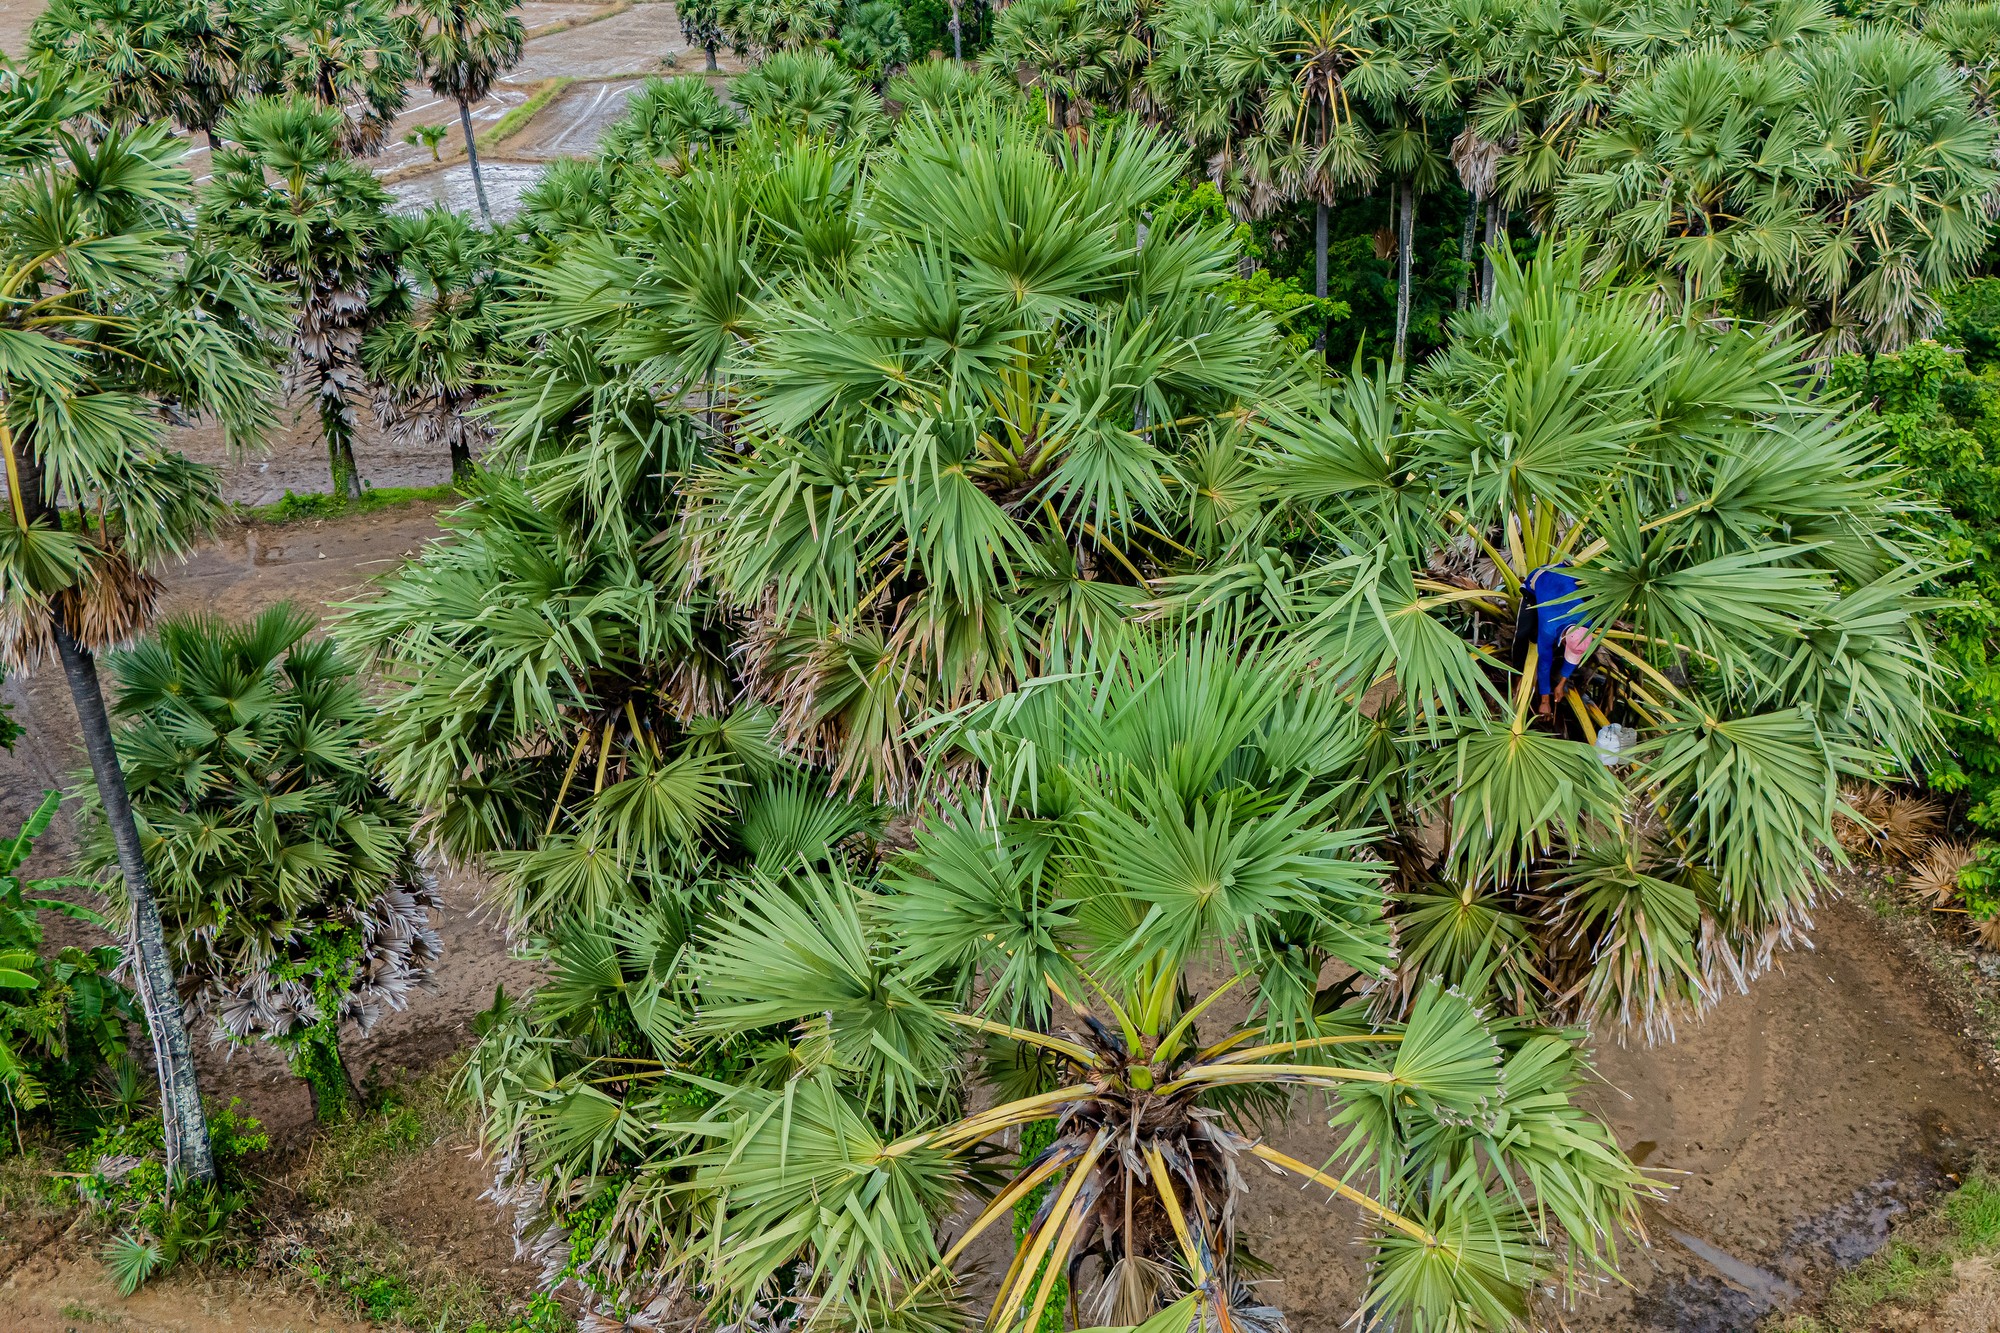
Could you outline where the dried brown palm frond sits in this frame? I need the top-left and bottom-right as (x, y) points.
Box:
(1977, 913), (2000, 950)
(1450, 126), (1503, 199)
(1877, 792), (1944, 863)
(1835, 784), (1941, 862)
(1834, 782), (1892, 856)
(1906, 841), (1975, 907)
(0, 584), (54, 672)
(53, 545), (162, 654)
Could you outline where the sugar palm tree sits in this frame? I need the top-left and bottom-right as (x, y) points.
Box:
(986, 0), (1127, 129)
(596, 75), (740, 166)
(334, 353), (750, 927)
(79, 607), (439, 1123)
(714, 0), (841, 55)
(682, 0), (727, 71)
(1150, 0), (1408, 306)
(1556, 30), (2000, 353)
(729, 47), (888, 140)
(27, 0), (239, 144)
(1158, 242), (1945, 1034)
(403, 0), (526, 224)
(362, 208), (505, 480)
(688, 114), (1298, 795)
(202, 96), (394, 500)
(239, 0), (415, 155)
(463, 631), (1648, 1331)
(0, 72), (281, 1183)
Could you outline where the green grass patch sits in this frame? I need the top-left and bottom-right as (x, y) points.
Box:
(479, 78), (574, 150)
(236, 482), (457, 527)
(1775, 1172), (2000, 1331)
(280, 1063), (538, 1329)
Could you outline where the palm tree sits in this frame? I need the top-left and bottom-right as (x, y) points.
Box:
(27, 0), (240, 145)
(596, 75), (740, 166)
(681, 0), (727, 71)
(1158, 242), (1944, 1034)
(80, 606), (439, 1123)
(403, 0), (526, 224)
(202, 96), (394, 500)
(1375, 107), (1446, 367)
(986, 0), (1126, 130)
(714, 0), (841, 55)
(239, 0), (415, 155)
(728, 47), (889, 140)
(1555, 31), (2000, 354)
(362, 208), (505, 480)
(463, 632), (1648, 1331)
(1149, 0), (1407, 314)
(0, 72), (281, 1184)
(688, 115), (1296, 794)
(334, 364), (747, 926)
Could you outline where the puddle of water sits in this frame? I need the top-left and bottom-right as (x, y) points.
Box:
(1624, 1108), (1975, 1331)
(387, 162), (549, 223)
(1669, 1230), (1801, 1309)
(1629, 1273), (1766, 1333)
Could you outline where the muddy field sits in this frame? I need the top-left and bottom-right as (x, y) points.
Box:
(0, 416), (1996, 1330)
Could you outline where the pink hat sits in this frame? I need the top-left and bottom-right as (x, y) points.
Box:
(1562, 625), (1595, 664)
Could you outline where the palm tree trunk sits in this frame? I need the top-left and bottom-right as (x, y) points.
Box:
(1393, 178), (1415, 371)
(459, 96), (492, 225)
(949, 0), (963, 59)
(8, 444), (214, 1185)
(450, 434), (473, 481)
(1457, 189), (1479, 309)
(55, 622), (215, 1184)
(706, 41), (719, 71)
(1481, 197), (1504, 304)
(320, 394), (361, 502)
(1314, 200), (1329, 300)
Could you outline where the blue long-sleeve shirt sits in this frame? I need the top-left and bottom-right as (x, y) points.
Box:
(1527, 565), (1588, 697)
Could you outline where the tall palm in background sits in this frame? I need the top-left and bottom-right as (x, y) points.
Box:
(403, 0), (525, 224)
(0, 71), (280, 1184)
(1556, 29), (2000, 353)
(203, 97), (394, 500)
(26, 0), (239, 146)
(239, 0), (415, 155)
(363, 208), (506, 479)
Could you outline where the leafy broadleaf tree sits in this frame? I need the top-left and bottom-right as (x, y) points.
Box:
(202, 96), (395, 500)
(80, 607), (440, 1123)
(0, 791), (139, 1129)
(0, 70), (281, 1183)
(402, 0), (526, 223)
